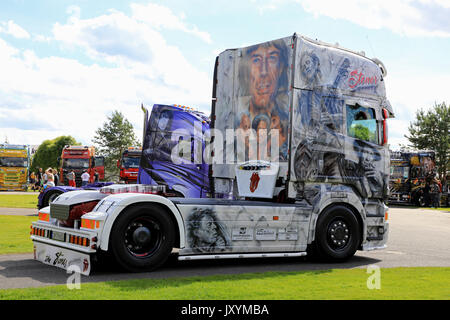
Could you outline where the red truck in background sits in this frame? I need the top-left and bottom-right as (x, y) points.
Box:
(117, 147), (142, 183)
(59, 145), (105, 186)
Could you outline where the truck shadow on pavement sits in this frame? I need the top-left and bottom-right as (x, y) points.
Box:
(0, 253), (381, 289)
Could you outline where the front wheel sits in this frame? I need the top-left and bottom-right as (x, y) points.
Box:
(42, 190), (63, 208)
(311, 205), (361, 262)
(110, 204), (175, 272)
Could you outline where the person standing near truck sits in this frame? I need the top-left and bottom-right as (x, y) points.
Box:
(430, 179), (441, 208)
(44, 168), (55, 189)
(81, 170), (90, 187)
(67, 170), (76, 187)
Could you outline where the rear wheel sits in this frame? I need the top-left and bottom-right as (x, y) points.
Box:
(110, 204), (175, 272)
(311, 205), (361, 262)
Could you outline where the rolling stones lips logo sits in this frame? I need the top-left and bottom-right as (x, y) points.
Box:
(83, 259), (89, 272)
(250, 172), (260, 193)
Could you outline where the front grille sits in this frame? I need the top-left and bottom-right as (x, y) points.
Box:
(50, 203), (70, 220)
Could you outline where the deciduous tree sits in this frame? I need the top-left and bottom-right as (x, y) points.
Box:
(31, 136), (79, 173)
(92, 110), (140, 180)
(405, 102), (449, 182)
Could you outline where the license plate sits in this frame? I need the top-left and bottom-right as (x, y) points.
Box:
(52, 231), (65, 242)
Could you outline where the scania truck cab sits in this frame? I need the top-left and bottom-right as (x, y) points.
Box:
(118, 147), (142, 184)
(31, 34), (393, 275)
(59, 145), (105, 186)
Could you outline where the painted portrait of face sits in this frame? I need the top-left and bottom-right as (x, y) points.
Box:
(187, 208), (230, 253)
(158, 110), (171, 131)
(239, 112), (251, 132)
(300, 52), (320, 84)
(249, 45), (282, 110)
(270, 113), (287, 146)
(194, 214), (219, 245)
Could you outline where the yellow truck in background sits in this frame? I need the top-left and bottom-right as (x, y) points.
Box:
(0, 144), (29, 191)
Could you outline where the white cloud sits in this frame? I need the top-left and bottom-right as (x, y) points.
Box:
(296, 0), (450, 37)
(0, 5), (212, 146)
(130, 3), (212, 43)
(0, 20), (31, 39)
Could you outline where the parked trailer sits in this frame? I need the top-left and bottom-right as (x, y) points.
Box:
(31, 34), (393, 274)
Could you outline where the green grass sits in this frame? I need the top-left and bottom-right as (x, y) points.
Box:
(0, 215), (36, 254)
(0, 267), (448, 300)
(428, 207), (450, 212)
(0, 194), (38, 208)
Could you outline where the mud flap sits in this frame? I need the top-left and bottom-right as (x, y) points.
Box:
(33, 242), (91, 276)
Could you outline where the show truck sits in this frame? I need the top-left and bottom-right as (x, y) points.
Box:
(59, 145), (105, 187)
(31, 34), (393, 275)
(389, 150), (436, 206)
(118, 147), (142, 184)
(0, 144), (29, 191)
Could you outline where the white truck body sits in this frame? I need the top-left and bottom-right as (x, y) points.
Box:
(31, 34), (393, 274)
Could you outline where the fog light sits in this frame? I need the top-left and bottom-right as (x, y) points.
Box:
(378, 227), (384, 235)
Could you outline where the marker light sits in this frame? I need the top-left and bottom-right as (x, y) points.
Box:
(38, 212), (50, 222)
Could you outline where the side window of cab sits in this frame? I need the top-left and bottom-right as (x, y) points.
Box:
(346, 104), (378, 144)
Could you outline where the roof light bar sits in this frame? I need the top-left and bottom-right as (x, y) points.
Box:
(100, 184), (166, 195)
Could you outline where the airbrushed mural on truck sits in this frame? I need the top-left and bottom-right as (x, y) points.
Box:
(138, 104), (211, 199)
(183, 34), (393, 255)
(31, 34), (394, 275)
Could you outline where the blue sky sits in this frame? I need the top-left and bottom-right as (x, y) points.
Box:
(0, 0), (449, 150)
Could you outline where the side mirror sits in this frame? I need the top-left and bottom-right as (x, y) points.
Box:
(382, 108), (388, 146)
(117, 159), (120, 168)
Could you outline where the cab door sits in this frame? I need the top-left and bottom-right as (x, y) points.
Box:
(94, 156), (105, 180)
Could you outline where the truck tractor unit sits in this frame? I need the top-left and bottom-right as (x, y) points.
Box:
(59, 145), (105, 187)
(31, 34), (393, 275)
(389, 150), (436, 206)
(0, 144), (29, 191)
(118, 147), (142, 183)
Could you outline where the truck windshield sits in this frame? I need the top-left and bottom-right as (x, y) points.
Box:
(62, 158), (89, 169)
(0, 157), (28, 167)
(390, 166), (409, 179)
(122, 156), (140, 168)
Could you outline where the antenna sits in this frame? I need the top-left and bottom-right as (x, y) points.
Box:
(365, 35), (376, 57)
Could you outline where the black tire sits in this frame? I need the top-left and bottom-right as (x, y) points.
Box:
(109, 204), (175, 272)
(42, 190), (63, 208)
(311, 205), (361, 262)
